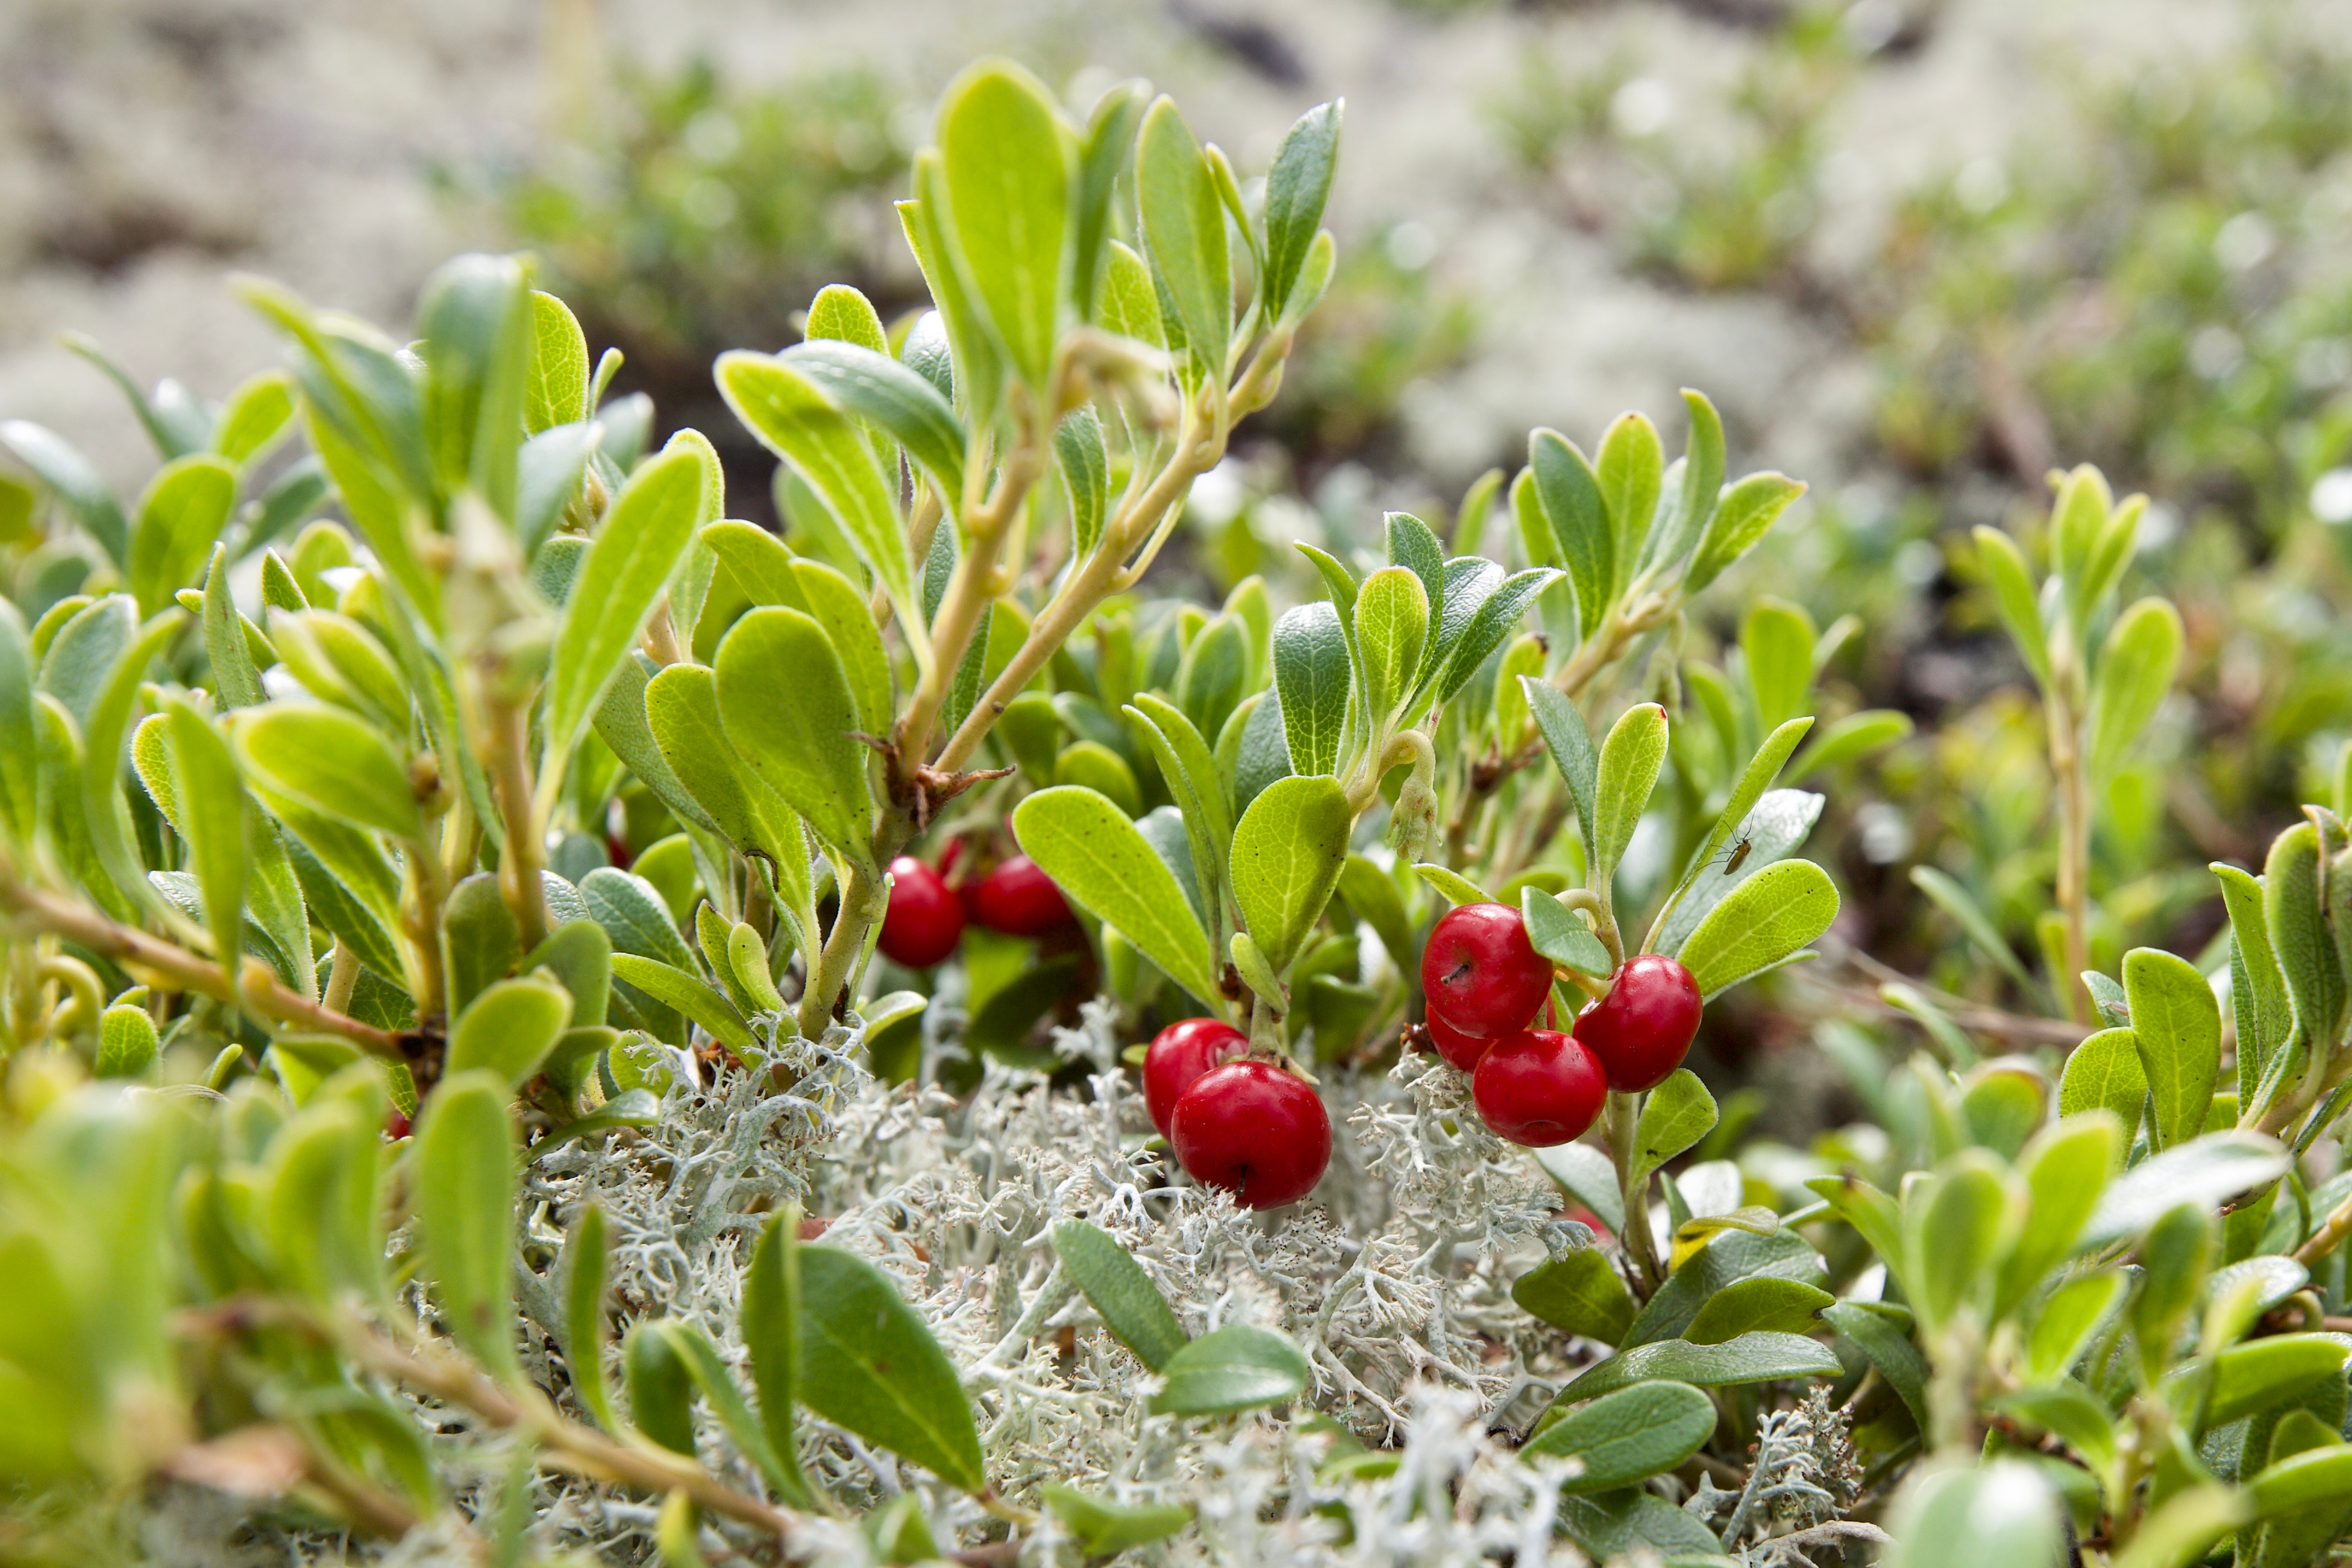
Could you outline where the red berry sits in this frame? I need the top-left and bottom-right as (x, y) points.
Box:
(384, 1109), (412, 1141)
(877, 855), (964, 968)
(1143, 1017), (1249, 1137)
(971, 855), (1073, 936)
(1574, 954), (1704, 1093)
(1421, 902), (1552, 1039)
(1170, 1060), (1332, 1209)
(1472, 1029), (1607, 1147)
(1425, 1009), (1494, 1073)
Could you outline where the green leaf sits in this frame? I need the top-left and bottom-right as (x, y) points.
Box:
(624, 1320), (697, 1455)
(447, 976), (573, 1087)
(1595, 413), (1663, 600)
(2216, 863), (2294, 1103)
(1557, 1331), (1842, 1402)
(1655, 789), (1824, 959)
(580, 867), (698, 973)
(417, 253), (530, 516)
(1412, 862), (1494, 908)
(1520, 678), (1601, 871)
(562, 1204), (618, 1431)
(1333, 855), (1413, 976)
(77, 609), (189, 922)
(2088, 598), (2183, 780)
(781, 340), (966, 506)
(2247, 1441), (2352, 1519)
(128, 455), (236, 619)
(1742, 599), (1816, 734)
(1513, 1248), (1636, 1343)
(1885, 1461), (2064, 1568)
(715, 353), (914, 627)
(415, 1070), (518, 1378)
(1042, 1487), (1193, 1556)
(1992, 1382), (2118, 1474)
(1593, 701), (1666, 882)
(2125, 947), (2221, 1152)
(1096, 239), (1163, 347)
(741, 1212), (815, 1508)
(1824, 1301), (1930, 1429)
(1529, 430), (1611, 636)
(936, 61), (1069, 391)
(643, 661), (803, 869)
(1052, 1219), (1188, 1371)
(2266, 824), (2342, 1063)
(1071, 80), (1147, 322)
(1653, 717), (1813, 947)
(1998, 1113), (2125, 1320)
(1558, 1492), (1728, 1563)
(1646, 390), (1726, 572)
(651, 1319), (801, 1503)
(2080, 1131), (2291, 1249)
(1678, 859), (1839, 1000)
(1522, 886), (1613, 978)
(791, 558), (894, 739)
(1229, 774), (1351, 973)
(1624, 1226), (1824, 1347)
(1632, 1070), (1718, 1188)
(1911, 865), (2037, 994)
(1684, 1276), (1834, 1344)
(1055, 407), (1109, 557)
(1136, 96), (1231, 377)
(1261, 99), (1342, 320)
(1908, 1151), (2021, 1334)
(524, 290), (589, 434)
(233, 702), (421, 842)
(1974, 526), (2052, 686)
(1127, 693), (1234, 921)
(1353, 566), (1428, 721)
(1535, 1141), (1627, 1235)
(1436, 567), (1557, 703)
(796, 1244), (985, 1491)
(2209, 1337), (2352, 1428)
(1686, 472), (1805, 593)
(2058, 1026), (2148, 1136)
(1272, 602), (1351, 777)
(0, 420), (128, 565)
(163, 700), (249, 986)
(713, 608), (875, 870)
(609, 955), (753, 1052)
(2025, 1272), (2130, 1385)
(1015, 786), (1221, 1006)
(1522, 1379), (1715, 1492)
(1149, 1324), (1310, 1416)
(547, 435), (715, 762)
(1789, 708), (1912, 781)
(95, 1003), (158, 1079)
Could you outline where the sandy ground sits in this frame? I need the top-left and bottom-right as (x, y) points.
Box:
(0, 0), (2275, 503)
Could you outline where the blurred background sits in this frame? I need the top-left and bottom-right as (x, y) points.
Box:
(11, 0), (2352, 1127)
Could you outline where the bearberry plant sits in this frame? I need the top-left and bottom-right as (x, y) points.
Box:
(4, 47), (2352, 1568)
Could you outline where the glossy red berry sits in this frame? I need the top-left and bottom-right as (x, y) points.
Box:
(1425, 1008), (1495, 1073)
(1574, 953), (1704, 1093)
(1143, 1017), (1249, 1137)
(971, 855), (1074, 936)
(877, 855), (964, 968)
(1421, 902), (1552, 1039)
(1170, 1060), (1332, 1209)
(1472, 1029), (1607, 1147)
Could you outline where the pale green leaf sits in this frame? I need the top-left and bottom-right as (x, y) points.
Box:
(1013, 786), (1220, 1007)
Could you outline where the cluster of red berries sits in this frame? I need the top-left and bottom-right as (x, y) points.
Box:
(1142, 1018), (1331, 1209)
(875, 845), (1073, 968)
(1419, 902), (1702, 1147)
